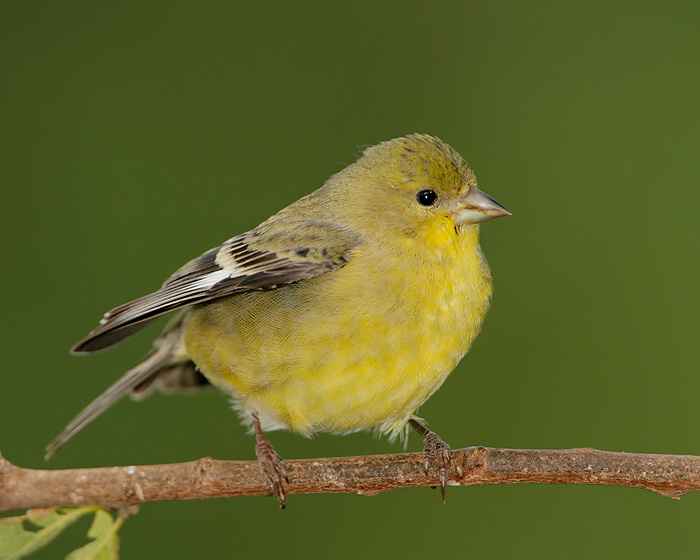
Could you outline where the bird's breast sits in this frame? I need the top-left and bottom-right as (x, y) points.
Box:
(183, 223), (492, 437)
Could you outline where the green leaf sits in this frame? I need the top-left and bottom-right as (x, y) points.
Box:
(86, 510), (114, 540)
(25, 508), (65, 528)
(0, 515), (35, 559)
(65, 510), (123, 560)
(0, 507), (97, 560)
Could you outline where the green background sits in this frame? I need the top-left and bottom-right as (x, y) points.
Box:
(2, 2), (699, 558)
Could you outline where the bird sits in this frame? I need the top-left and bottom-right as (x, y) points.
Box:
(46, 134), (509, 506)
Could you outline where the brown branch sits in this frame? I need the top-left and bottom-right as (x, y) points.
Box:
(2, 446), (700, 512)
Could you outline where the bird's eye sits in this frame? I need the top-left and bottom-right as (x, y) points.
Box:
(416, 189), (438, 206)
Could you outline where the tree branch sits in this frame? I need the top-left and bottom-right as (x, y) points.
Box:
(2, 446), (700, 512)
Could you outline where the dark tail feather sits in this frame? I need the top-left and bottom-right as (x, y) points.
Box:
(130, 361), (210, 399)
(46, 312), (198, 459)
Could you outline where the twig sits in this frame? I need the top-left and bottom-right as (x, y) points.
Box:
(2, 447), (700, 512)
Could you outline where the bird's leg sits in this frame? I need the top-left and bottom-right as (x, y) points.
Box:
(252, 412), (289, 508)
(409, 418), (452, 502)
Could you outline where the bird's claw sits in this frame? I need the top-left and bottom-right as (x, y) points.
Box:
(421, 428), (452, 502)
(409, 418), (453, 500)
(252, 412), (289, 507)
(255, 435), (289, 507)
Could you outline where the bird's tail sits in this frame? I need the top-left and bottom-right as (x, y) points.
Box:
(45, 311), (210, 459)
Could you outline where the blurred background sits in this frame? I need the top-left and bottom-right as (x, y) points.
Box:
(2, 1), (699, 558)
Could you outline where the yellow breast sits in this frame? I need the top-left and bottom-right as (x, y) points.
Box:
(183, 219), (492, 438)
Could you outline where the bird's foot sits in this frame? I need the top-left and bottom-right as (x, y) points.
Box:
(252, 413), (289, 508)
(409, 419), (452, 502)
(255, 435), (289, 507)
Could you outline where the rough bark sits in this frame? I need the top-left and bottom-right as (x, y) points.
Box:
(2, 446), (699, 512)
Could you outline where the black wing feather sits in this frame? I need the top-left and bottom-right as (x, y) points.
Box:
(72, 222), (358, 353)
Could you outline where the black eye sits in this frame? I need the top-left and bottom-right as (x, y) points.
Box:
(416, 189), (438, 206)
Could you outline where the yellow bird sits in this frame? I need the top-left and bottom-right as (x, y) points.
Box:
(47, 134), (509, 505)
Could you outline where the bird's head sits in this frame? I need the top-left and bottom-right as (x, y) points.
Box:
(344, 134), (510, 236)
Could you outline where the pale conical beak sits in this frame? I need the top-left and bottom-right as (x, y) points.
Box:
(455, 186), (511, 225)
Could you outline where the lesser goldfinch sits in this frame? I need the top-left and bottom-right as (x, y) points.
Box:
(47, 134), (509, 505)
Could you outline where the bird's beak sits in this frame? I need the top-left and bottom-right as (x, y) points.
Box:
(455, 186), (511, 225)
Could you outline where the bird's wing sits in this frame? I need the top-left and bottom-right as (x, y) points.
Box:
(72, 219), (360, 353)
